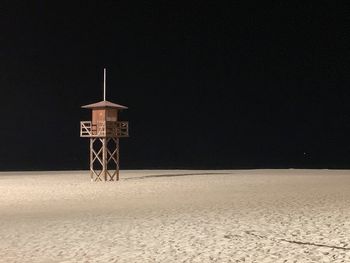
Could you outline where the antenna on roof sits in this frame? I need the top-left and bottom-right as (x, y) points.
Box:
(103, 68), (106, 101)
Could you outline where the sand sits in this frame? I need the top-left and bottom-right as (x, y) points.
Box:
(0, 169), (350, 263)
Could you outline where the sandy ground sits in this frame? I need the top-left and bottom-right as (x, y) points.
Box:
(0, 170), (350, 263)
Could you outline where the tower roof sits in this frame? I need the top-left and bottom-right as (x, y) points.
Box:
(81, 100), (128, 109)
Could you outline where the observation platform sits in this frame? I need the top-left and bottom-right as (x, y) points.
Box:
(80, 121), (129, 138)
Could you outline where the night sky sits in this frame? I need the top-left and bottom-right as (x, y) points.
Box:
(1, 2), (349, 170)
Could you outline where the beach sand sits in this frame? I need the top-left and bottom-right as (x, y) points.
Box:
(0, 169), (350, 262)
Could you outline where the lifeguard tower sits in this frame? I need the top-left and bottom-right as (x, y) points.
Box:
(80, 69), (129, 181)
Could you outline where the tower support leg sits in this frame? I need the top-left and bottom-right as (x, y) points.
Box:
(89, 137), (120, 182)
(90, 138), (93, 182)
(103, 138), (107, 181)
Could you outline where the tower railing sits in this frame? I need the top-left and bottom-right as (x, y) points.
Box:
(80, 121), (129, 137)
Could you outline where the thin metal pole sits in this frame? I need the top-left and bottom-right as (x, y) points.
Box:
(103, 68), (106, 101)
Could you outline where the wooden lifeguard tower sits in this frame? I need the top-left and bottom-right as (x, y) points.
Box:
(80, 69), (129, 181)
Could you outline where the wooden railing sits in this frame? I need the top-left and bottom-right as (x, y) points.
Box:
(116, 121), (129, 137)
(80, 121), (129, 137)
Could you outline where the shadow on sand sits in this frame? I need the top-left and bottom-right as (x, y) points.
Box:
(279, 239), (350, 251)
(123, 172), (233, 180)
(238, 231), (350, 251)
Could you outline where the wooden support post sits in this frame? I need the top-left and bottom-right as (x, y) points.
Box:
(90, 138), (93, 182)
(102, 138), (107, 181)
(116, 138), (120, 181)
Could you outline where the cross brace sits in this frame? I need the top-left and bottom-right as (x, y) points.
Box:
(90, 138), (120, 182)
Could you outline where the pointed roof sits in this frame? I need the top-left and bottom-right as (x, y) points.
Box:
(81, 100), (128, 109)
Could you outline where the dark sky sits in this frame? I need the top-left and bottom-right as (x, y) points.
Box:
(1, 1), (349, 170)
